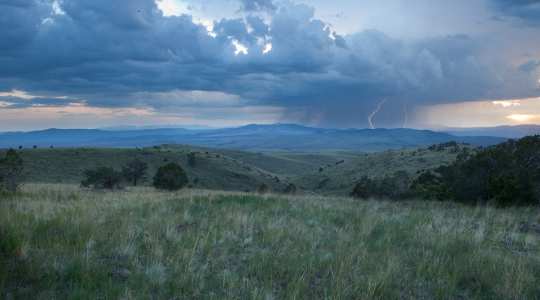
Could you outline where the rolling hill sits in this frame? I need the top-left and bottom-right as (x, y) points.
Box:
(444, 125), (540, 139)
(1, 142), (471, 196)
(6, 146), (293, 193)
(293, 144), (470, 196)
(0, 124), (505, 152)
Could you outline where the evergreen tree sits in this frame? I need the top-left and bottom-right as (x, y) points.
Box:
(122, 159), (148, 186)
(153, 163), (189, 191)
(0, 149), (24, 192)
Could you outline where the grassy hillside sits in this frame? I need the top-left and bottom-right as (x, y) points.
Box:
(4, 146), (295, 193)
(1, 144), (468, 196)
(214, 149), (358, 176)
(294, 145), (467, 196)
(2, 184), (539, 299)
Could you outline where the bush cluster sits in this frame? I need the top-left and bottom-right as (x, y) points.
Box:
(152, 163), (189, 191)
(351, 136), (540, 207)
(81, 158), (192, 191)
(81, 167), (123, 190)
(82, 159), (189, 191)
(122, 159), (148, 186)
(350, 171), (411, 200)
(0, 149), (24, 193)
(412, 136), (540, 206)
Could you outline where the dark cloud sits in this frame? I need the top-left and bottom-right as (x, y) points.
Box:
(0, 0), (50, 51)
(491, 0), (540, 26)
(519, 60), (540, 72)
(251, 32), (508, 127)
(0, 0), (539, 128)
(239, 0), (276, 12)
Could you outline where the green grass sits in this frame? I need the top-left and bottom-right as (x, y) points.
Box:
(2, 184), (540, 299)
(295, 147), (463, 195)
(3, 146), (294, 193)
(1, 144), (463, 197)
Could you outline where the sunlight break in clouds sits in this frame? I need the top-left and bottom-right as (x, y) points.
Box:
(0, 89), (78, 111)
(0, 90), (40, 100)
(263, 43), (273, 54)
(0, 101), (284, 131)
(156, 0), (216, 37)
(156, 0), (188, 16)
(492, 100), (521, 108)
(0, 90), (71, 100)
(507, 114), (540, 123)
(419, 97), (540, 128)
(0, 103), (158, 131)
(232, 40), (249, 55)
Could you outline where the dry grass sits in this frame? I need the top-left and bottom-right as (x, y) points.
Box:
(1, 184), (540, 299)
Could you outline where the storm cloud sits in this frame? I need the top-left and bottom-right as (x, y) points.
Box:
(0, 0), (539, 128)
(491, 0), (540, 26)
(239, 0), (276, 12)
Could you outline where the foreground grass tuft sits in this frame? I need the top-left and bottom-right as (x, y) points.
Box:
(1, 184), (539, 299)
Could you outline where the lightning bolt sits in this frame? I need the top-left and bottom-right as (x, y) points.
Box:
(368, 98), (387, 129)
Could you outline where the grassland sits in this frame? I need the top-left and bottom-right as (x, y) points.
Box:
(5, 146), (295, 193)
(2, 184), (540, 299)
(1, 144), (462, 196)
(294, 146), (462, 196)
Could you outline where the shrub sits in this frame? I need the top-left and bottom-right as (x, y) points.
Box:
(0, 225), (26, 284)
(257, 183), (269, 194)
(410, 171), (451, 201)
(81, 167), (122, 190)
(414, 136), (540, 206)
(0, 149), (24, 193)
(122, 159), (148, 186)
(350, 176), (375, 199)
(187, 152), (197, 167)
(284, 183), (297, 195)
(428, 141), (460, 152)
(153, 163), (189, 191)
(351, 171), (412, 200)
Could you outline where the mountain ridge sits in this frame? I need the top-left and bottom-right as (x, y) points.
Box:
(443, 124), (540, 139)
(0, 124), (506, 152)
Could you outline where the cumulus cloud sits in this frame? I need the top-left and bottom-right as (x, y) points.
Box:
(0, 0), (539, 128)
(240, 0), (276, 12)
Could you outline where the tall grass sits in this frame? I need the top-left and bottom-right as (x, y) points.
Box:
(1, 184), (539, 299)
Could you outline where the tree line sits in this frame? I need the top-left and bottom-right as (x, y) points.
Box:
(3, 135), (539, 206)
(0, 149), (294, 195)
(0, 150), (190, 193)
(81, 160), (189, 191)
(0, 149), (24, 193)
(351, 135), (540, 207)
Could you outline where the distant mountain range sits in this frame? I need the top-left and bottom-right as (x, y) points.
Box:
(443, 125), (540, 139)
(0, 124), (507, 151)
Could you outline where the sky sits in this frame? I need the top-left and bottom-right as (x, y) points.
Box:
(0, 0), (540, 131)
